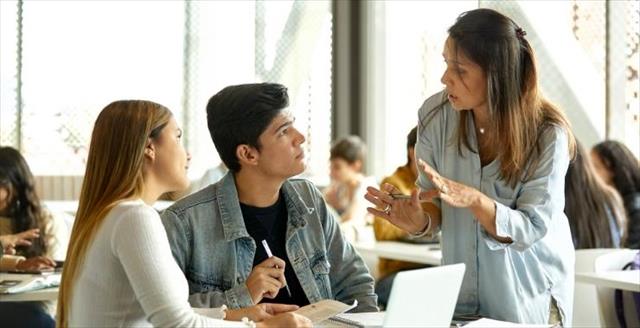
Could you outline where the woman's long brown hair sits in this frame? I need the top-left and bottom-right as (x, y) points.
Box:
(56, 100), (171, 327)
(422, 9), (576, 187)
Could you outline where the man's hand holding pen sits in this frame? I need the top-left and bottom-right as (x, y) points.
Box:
(246, 256), (288, 304)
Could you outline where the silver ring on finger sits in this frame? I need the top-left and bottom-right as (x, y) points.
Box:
(383, 203), (391, 215)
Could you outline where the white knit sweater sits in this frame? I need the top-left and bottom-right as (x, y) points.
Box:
(68, 200), (245, 327)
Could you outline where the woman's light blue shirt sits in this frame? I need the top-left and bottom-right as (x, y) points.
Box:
(416, 91), (574, 325)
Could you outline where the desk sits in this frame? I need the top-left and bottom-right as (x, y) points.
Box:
(575, 270), (640, 292)
(320, 312), (384, 327)
(0, 288), (58, 302)
(354, 241), (442, 266)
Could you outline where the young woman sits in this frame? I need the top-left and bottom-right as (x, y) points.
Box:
(0, 147), (65, 271)
(565, 142), (626, 249)
(56, 100), (310, 327)
(0, 146), (67, 327)
(366, 8), (576, 325)
(591, 140), (640, 249)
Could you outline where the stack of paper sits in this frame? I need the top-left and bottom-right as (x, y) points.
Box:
(0, 273), (61, 294)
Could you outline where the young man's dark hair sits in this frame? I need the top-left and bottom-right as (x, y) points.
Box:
(207, 83), (289, 172)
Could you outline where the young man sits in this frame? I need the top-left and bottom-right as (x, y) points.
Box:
(161, 83), (377, 312)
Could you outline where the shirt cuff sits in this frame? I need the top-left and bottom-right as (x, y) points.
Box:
(481, 201), (511, 251)
(0, 254), (25, 271)
(192, 305), (227, 319)
(225, 284), (254, 309)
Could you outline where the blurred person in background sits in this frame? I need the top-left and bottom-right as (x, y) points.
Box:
(591, 140), (640, 249)
(565, 142), (626, 249)
(324, 136), (377, 242)
(0, 146), (68, 328)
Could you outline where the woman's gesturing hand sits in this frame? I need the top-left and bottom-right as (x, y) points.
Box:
(364, 183), (432, 234)
(418, 159), (481, 209)
(418, 159), (507, 241)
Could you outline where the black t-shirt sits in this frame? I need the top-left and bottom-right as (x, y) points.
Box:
(240, 192), (310, 306)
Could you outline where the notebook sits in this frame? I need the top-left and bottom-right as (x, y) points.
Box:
(0, 273), (61, 294)
(323, 263), (466, 327)
(295, 299), (358, 323)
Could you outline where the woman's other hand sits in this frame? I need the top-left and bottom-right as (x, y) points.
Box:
(418, 159), (481, 208)
(0, 228), (40, 251)
(365, 183), (432, 234)
(225, 303), (299, 322)
(15, 255), (55, 271)
(256, 312), (312, 328)
(418, 159), (508, 241)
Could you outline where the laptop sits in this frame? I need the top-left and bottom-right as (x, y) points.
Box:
(327, 264), (466, 328)
(383, 263), (465, 327)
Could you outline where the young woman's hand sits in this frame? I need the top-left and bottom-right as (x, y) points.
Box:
(15, 255), (55, 271)
(225, 303), (299, 322)
(0, 235), (15, 254)
(256, 312), (312, 328)
(0, 228), (40, 253)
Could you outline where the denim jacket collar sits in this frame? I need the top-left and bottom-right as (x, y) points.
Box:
(216, 172), (314, 242)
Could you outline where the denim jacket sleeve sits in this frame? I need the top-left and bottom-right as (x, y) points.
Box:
(161, 209), (254, 309)
(316, 191), (379, 312)
(160, 209), (191, 274)
(187, 284), (254, 309)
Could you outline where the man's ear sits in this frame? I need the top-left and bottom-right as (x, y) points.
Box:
(236, 144), (259, 167)
(144, 139), (156, 161)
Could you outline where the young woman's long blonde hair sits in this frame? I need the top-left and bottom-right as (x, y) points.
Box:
(57, 100), (172, 327)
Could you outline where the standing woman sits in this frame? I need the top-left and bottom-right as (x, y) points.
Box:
(366, 9), (576, 325)
(57, 100), (309, 327)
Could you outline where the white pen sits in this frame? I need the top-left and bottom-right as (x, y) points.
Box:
(261, 239), (292, 298)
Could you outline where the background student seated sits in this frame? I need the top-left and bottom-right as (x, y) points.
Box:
(0, 146), (68, 328)
(161, 83), (378, 312)
(591, 140), (640, 249)
(564, 141), (626, 249)
(324, 135), (377, 242)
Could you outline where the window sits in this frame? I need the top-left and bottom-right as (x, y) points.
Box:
(366, 0), (639, 178)
(365, 1), (476, 177)
(0, 0), (333, 186)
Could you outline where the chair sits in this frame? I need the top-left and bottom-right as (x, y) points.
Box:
(594, 249), (639, 328)
(573, 249), (619, 327)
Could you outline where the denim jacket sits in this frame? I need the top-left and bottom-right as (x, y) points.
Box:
(160, 173), (378, 312)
